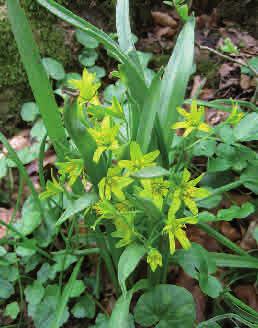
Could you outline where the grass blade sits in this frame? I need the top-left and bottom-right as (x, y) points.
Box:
(158, 17), (195, 148)
(7, 0), (68, 160)
(53, 257), (83, 328)
(210, 252), (258, 269)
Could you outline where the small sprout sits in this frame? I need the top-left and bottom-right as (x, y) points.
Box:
(220, 38), (239, 55)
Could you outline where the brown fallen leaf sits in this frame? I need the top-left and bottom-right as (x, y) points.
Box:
(154, 26), (177, 39)
(240, 220), (257, 250)
(151, 11), (178, 28)
(240, 74), (251, 90)
(220, 222), (241, 242)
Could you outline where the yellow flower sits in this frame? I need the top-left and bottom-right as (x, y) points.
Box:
(118, 142), (160, 173)
(56, 158), (84, 186)
(163, 205), (198, 255)
(98, 167), (133, 201)
(39, 171), (63, 200)
(69, 68), (101, 105)
(171, 169), (210, 215)
(226, 102), (244, 126)
(112, 215), (135, 248)
(88, 116), (120, 163)
(147, 248), (163, 272)
(139, 178), (169, 210)
(172, 100), (211, 137)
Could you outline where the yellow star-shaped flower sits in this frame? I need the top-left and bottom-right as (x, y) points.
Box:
(171, 169), (210, 215)
(118, 142), (160, 173)
(69, 68), (100, 105)
(226, 102), (244, 126)
(88, 116), (120, 163)
(163, 204), (198, 255)
(98, 167), (133, 201)
(172, 101), (211, 137)
(56, 158), (84, 186)
(139, 178), (169, 210)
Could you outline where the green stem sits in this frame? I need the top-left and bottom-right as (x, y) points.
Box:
(160, 239), (170, 284)
(197, 313), (256, 328)
(95, 228), (120, 296)
(0, 132), (44, 218)
(198, 223), (250, 257)
(38, 133), (48, 189)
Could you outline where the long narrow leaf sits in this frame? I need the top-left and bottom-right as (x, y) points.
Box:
(116, 0), (134, 54)
(53, 258), (83, 328)
(7, 0), (68, 160)
(158, 17), (195, 148)
(211, 253), (258, 269)
(136, 73), (162, 152)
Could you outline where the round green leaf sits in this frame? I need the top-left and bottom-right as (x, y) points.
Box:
(71, 295), (96, 319)
(21, 102), (39, 122)
(24, 280), (45, 305)
(0, 278), (15, 299)
(4, 301), (20, 320)
(88, 65), (106, 79)
(75, 29), (99, 49)
(0, 246), (7, 256)
(42, 57), (65, 80)
(79, 49), (98, 67)
(134, 284), (196, 328)
(70, 280), (86, 298)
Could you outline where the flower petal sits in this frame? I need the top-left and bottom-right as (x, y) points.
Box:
(171, 122), (188, 130)
(175, 228), (191, 250)
(184, 196), (198, 215)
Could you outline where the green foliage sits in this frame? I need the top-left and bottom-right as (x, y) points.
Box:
(2, 1), (258, 327)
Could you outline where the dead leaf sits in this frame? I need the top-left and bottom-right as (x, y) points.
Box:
(220, 222), (241, 241)
(0, 208), (13, 239)
(240, 74), (252, 90)
(154, 26), (177, 39)
(151, 11), (178, 28)
(240, 220), (257, 250)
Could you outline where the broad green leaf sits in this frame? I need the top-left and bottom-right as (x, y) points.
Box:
(0, 278), (15, 299)
(0, 246), (7, 256)
(217, 202), (255, 221)
(79, 49), (98, 67)
(42, 57), (65, 80)
(53, 258), (83, 328)
(75, 29), (99, 49)
(56, 192), (98, 225)
(71, 295), (96, 319)
(208, 158), (231, 173)
(13, 196), (42, 236)
(134, 284), (196, 328)
(200, 275), (223, 299)
(234, 113), (258, 141)
(158, 17), (195, 148)
(70, 280), (85, 298)
(30, 119), (47, 141)
(52, 252), (77, 272)
(88, 66), (106, 79)
(7, 0), (68, 160)
(193, 139), (216, 157)
(16, 243), (37, 257)
(116, 0), (134, 54)
(4, 302), (20, 320)
(241, 163), (258, 194)
(92, 313), (109, 328)
(24, 280), (45, 305)
(21, 102), (39, 122)
(109, 279), (149, 328)
(118, 243), (146, 295)
(241, 56), (258, 76)
(131, 166), (170, 179)
(253, 227), (258, 243)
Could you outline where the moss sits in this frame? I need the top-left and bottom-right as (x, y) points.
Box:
(0, 0), (74, 135)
